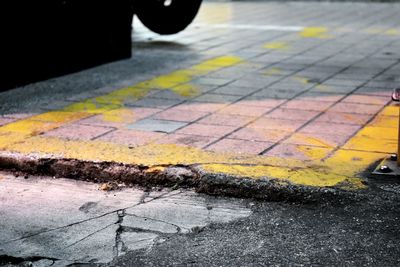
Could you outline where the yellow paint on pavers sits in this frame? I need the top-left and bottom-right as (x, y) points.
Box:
(170, 84), (202, 98)
(286, 133), (335, 148)
(343, 105), (398, 153)
(370, 115), (398, 129)
(363, 28), (383, 35)
(363, 28), (399, 36)
(385, 29), (400, 36)
(0, 109), (392, 189)
(292, 75), (310, 84)
(299, 27), (331, 39)
(0, 55), (242, 146)
(101, 109), (138, 124)
(313, 84), (333, 93)
(263, 68), (282, 76)
(324, 149), (386, 179)
(380, 105), (399, 117)
(295, 145), (333, 161)
(0, 124), (365, 189)
(263, 42), (290, 50)
(0, 55), (395, 190)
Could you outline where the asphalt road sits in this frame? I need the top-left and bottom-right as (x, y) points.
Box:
(1, 172), (400, 267)
(104, 181), (400, 267)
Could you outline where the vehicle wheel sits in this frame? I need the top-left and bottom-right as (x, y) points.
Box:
(135, 0), (202, 35)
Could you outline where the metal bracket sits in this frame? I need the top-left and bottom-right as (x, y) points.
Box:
(373, 154), (400, 177)
(371, 88), (400, 177)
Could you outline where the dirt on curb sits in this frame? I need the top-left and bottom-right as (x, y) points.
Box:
(0, 151), (363, 204)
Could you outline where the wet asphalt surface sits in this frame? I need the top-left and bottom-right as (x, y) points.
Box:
(98, 180), (400, 267)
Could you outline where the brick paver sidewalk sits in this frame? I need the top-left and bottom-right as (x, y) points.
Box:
(1, 1), (400, 199)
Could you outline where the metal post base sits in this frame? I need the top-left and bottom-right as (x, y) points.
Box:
(372, 154), (400, 177)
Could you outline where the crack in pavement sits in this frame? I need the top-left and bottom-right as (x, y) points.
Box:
(114, 209), (126, 257)
(63, 222), (117, 250)
(123, 213), (184, 234)
(0, 190), (181, 246)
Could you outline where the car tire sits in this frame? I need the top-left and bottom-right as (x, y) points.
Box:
(135, 0), (202, 35)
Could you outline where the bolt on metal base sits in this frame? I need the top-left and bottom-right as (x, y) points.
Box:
(372, 154), (400, 177)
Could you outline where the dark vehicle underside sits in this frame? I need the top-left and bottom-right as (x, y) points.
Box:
(0, 0), (203, 90)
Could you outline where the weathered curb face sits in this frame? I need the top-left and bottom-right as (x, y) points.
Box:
(0, 53), (396, 202)
(0, 151), (362, 203)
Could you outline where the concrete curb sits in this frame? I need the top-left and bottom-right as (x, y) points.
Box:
(0, 151), (363, 203)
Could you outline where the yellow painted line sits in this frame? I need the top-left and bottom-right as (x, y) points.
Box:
(0, 54), (396, 190)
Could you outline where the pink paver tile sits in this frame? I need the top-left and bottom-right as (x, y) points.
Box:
(1, 113), (35, 120)
(198, 113), (255, 126)
(0, 117), (16, 126)
(77, 115), (129, 128)
(229, 127), (290, 143)
(238, 98), (285, 108)
(176, 123), (237, 138)
(343, 94), (390, 106)
(156, 133), (217, 148)
(97, 129), (165, 146)
(218, 104), (273, 117)
(297, 93), (345, 102)
(77, 108), (162, 128)
(264, 108), (320, 121)
(206, 138), (273, 155)
(299, 121), (361, 136)
(315, 111), (372, 125)
(328, 102), (382, 115)
(193, 93), (241, 103)
(44, 123), (113, 140)
(173, 102), (226, 113)
(283, 132), (350, 147)
(153, 108), (209, 122)
(281, 100), (333, 111)
(264, 143), (332, 161)
(129, 107), (164, 119)
(248, 117), (305, 132)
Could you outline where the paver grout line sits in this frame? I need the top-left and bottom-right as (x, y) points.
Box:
(257, 22), (399, 156)
(201, 36), (337, 150)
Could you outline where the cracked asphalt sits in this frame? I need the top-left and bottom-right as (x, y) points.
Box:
(1, 170), (400, 266)
(0, 172), (251, 266)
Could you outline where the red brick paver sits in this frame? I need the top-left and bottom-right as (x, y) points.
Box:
(97, 129), (165, 146)
(153, 108), (209, 122)
(44, 123), (113, 140)
(207, 138), (273, 154)
(176, 123), (237, 138)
